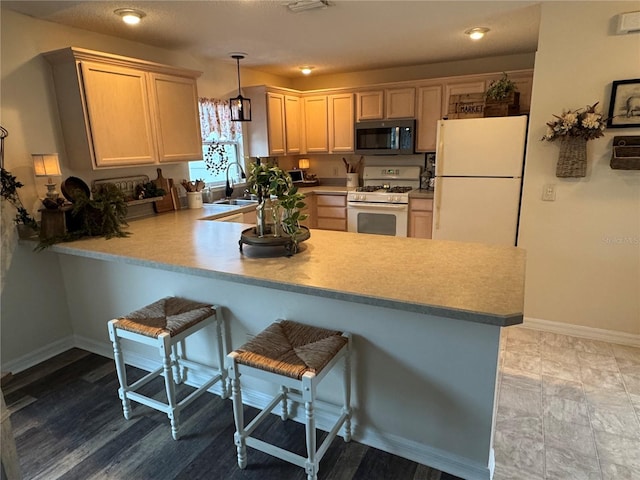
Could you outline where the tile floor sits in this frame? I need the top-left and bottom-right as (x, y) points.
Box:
(493, 327), (640, 480)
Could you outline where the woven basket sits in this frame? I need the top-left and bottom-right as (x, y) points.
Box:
(556, 136), (587, 178)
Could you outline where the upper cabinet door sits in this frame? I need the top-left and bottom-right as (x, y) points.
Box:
(385, 88), (415, 119)
(356, 91), (384, 121)
(415, 85), (442, 152)
(284, 95), (302, 154)
(80, 62), (156, 167)
(304, 96), (329, 153)
(443, 80), (485, 116)
(149, 73), (202, 163)
(328, 93), (354, 153)
(266, 92), (286, 155)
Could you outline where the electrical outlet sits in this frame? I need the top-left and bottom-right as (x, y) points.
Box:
(542, 183), (556, 201)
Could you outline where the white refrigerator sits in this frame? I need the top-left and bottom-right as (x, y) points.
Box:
(432, 115), (528, 246)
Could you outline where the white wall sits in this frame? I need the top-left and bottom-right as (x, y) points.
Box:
(519, 2), (640, 336)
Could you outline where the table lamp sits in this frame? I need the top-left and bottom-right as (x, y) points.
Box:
(298, 158), (310, 179)
(32, 153), (62, 200)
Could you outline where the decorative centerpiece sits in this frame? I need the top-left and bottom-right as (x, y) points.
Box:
(541, 102), (607, 177)
(240, 162), (309, 255)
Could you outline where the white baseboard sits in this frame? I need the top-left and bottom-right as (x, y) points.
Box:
(2, 336), (76, 374)
(521, 317), (640, 348)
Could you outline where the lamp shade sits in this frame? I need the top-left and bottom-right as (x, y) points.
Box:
(298, 158), (310, 170)
(32, 154), (61, 177)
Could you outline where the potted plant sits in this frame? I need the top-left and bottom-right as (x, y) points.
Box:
(484, 73), (520, 117)
(1, 167), (39, 238)
(485, 73), (518, 101)
(246, 161), (308, 250)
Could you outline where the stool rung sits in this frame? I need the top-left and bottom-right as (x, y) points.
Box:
(316, 411), (348, 462)
(128, 366), (164, 391)
(245, 437), (306, 469)
(127, 391), (171, 414)
(176, 373), (222, 410)
(177, 358), (219, 375)
(286, 392), (345, 415)
(244, 392), (284, 437)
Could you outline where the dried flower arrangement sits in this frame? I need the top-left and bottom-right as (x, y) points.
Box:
(541, 102), (607, 142)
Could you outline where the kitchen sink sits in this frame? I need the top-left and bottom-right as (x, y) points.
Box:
(214, 198), (258, 206)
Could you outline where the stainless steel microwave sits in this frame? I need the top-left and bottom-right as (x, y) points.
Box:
(354, 119), (415, 155)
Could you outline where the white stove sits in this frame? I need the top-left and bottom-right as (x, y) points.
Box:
(347, 166), (421, 203)
(347, 166), (421, 236)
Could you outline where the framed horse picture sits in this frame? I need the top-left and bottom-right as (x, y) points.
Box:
(607, 79), (640, 128)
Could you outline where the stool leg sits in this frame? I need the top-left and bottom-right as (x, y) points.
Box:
(280, 386), (289, 420)
(108, 321), (131, 420)
(343, 335), (352, 442)
(228, 355), (247, 469)
(160, 334), (180, 440)
(172, 342), (184, 385)
(304, 400), (317, 480)
(214, 313), (228, 399)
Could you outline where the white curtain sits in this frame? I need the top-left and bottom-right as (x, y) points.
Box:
(198, 98), (240, 142)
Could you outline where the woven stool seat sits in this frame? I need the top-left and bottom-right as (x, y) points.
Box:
(108, 296), (227, 440)
(114, 297), (214, 338)
(234, 321), (348, 380)
(227, 320), (352, 480)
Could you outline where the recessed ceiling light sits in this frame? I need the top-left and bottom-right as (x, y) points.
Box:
(465, 27), (490, 40)
(114, 8), (145, 25)
(300, 66), (314, 75)
(287, 0), (330, 13)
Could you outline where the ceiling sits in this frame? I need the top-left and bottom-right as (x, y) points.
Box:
(3, 0), (541, 78)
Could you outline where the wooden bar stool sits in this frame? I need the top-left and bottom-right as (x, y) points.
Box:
(107, 296), (227, 440)
(227, 320), (352, 480)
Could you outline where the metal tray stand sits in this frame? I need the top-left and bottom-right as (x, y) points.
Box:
(239, 226), (310, 256)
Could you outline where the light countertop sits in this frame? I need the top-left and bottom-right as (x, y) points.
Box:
(44, 205), (526, 326)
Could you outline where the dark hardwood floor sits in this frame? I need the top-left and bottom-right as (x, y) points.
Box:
(3, 349), (462, 480)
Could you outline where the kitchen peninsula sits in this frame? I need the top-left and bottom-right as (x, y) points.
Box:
(42, 206), (525, 480)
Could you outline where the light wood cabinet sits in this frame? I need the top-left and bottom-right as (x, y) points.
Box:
(150, 73), (203, 163)
(443, 80), (486, 115)
(44, 47), (202, 170)
(356, 91), (384, 121)
(304, 94), (354, 154)
(356, 88), (415, 121)
(315, 193), (347, 231)
(266, 92), (286, 155)
(409, 198), (433, 239)
(245, 87), (302, 157)
(385, 87), (415, 119)
(415, 85), (443, 152)
(328, 93), (354, 153)
(284, 95), (303, 154)
(304, 95), (329, 153)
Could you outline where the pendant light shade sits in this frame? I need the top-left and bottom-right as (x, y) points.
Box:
(229, 54), (251, 122)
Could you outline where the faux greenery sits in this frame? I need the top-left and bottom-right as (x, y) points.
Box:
(1, 167), (39, 229)
(37, 183), (130, 250)
(247, 162), (308, 250)
(485, 73), (518, 101)
(135, 181), (166, 200)
(70, 183), (129, 238)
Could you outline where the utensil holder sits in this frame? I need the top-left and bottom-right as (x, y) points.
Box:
(346, 173), (359, 188)
(186, 191), (203, 209)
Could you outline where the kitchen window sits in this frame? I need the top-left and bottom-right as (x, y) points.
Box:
(189, 97), (245, 187)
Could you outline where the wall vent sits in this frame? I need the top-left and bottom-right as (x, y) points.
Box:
(616, 10), (640, 34)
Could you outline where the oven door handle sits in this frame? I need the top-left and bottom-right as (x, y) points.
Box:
(348, 202), (408, 210)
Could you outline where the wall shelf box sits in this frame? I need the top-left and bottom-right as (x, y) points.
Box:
(611, 136), (640, 170)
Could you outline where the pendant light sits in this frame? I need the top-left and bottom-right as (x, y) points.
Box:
(229, 53), (251, 122)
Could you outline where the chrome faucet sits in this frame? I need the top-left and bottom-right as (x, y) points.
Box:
(225, 161), (246, 198)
